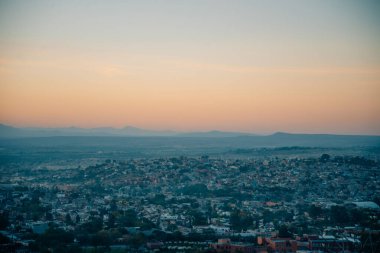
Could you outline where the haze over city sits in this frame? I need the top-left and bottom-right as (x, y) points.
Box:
(1, 0), (379, 135)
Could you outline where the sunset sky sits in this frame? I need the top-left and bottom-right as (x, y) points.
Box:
(0, 0), (379, 134)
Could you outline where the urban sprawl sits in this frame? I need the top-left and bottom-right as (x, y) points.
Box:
(1, 155), (379, 252)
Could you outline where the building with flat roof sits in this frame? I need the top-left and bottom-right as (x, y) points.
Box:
(210, 238), (256, 253)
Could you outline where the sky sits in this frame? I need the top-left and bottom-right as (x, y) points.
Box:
(0, 0), (379, 134)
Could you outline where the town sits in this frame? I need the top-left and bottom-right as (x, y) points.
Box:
(1, 154), (379, 252)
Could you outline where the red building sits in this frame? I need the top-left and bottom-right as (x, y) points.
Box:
(210, 238), (256, 253)
(265, 237), (297, 253)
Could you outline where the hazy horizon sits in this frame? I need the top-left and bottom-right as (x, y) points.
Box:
(2, 122), (380, 137)
(1, 0), (380, 135)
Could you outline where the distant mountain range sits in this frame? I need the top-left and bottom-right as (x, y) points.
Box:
(0, 124), (379, 148)
(0, 124), (255, 138)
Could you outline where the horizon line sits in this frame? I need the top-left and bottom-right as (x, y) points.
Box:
(1, 123), (379, 137)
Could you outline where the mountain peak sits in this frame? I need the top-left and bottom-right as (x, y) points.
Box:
(272, 131), (290, 136)
(122, 125), (141, 130)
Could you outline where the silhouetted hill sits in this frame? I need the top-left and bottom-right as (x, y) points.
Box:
(0, 124), (176, 138)
(0, 124), (379, 148)
(178, 130), (255, 137)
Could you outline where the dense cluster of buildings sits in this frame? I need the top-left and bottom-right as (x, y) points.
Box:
(0, 155), (379, 252)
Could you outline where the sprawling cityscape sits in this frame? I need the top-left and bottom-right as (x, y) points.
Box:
(1, 148), (379, 252)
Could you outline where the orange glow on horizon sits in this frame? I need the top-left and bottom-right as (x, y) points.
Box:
(1, 50), (379, 134)
(1, 1), (379, 134)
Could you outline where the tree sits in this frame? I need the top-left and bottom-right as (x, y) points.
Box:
(128, 233), (147, 248)
(278, 225), (292, 238)
(350, 208), (366, 225)
(230, 210), (253, 232)
(107, 213), (115, 228)
(117, 209), (138, 227)
(309, 205), (323, 218)
(45, 211), (53, 221)
(36, 227), (75, 251)
(92, 231), (111, 247)
(79, 217), (103, 234)
(181, 184), (209, 197)
(330, 206), (349, 224)
(110, 200), (118, 211)
(0, 233), (10, 244)
(65, 213), (73, 225)
(190, 210), (208, 226)
(76, 214), (81, 224)
(0, 212), (9, 229)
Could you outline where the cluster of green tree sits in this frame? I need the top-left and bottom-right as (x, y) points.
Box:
(0, 211), (9, 229)
(0, 233), (10, 244)
(230, 209), (255, 231)
(75, 229), (122, 248)
(20, 195), (51, 221)
(115, 209), (156, 230)
(308, 204), (377, 228)
(330, 206), (373, 226)
(29, 225), (81, 253)
(26, 212), (157, 252)
(278, 225), (293, 238)
(360, 231), (380, 253)
(239, 164), (255, 173)
(77, 217), (104, 234)
(373, 196), (380, 207)
(75, 209), (157, 237)
(212, 187), (235, 198)
(329, 155), (377, 167)
(180, 184), (210, 197)
(261, 209), (293, 224)
(260, 186), (294, 202)
(180, 183), (259, 200)
(347, 156), (376, 167)
(148, 194), (166, 205)
(187, 210), (208, 226)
